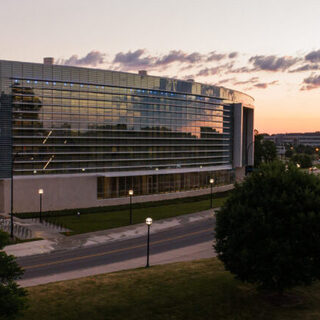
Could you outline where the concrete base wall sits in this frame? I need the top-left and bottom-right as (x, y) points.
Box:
(0, 174), (234, 215)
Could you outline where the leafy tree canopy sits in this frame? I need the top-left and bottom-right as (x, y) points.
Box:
(0, 231), (27, 318)
(291, 153), (313, 168)
(215, 161), (320, 293)
(254, 134), (277, 167)
(295, 144), (315, 155)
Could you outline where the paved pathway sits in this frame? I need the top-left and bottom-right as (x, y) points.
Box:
(5, 210), (215, 258)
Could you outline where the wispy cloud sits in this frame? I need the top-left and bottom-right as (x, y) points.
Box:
(57, 50), (106, 67)
(206, 51), (227, 62)
(305, 50), (320, 63)
(233, 77), (259, 85)
(214, 77), (237, 85)
(300, 74), (320, 90)
(113, 49), (153, 69)
(112, 49), (236, 71)
(228, 52), (238, 59)
(289, 64), (320, 73)
(245, 80), (279, 90)
(196, 63), (234, 77)
(248, 55), (300, 72)
(54, 49), (320, 93)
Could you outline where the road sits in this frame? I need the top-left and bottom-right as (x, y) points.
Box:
(18, 219), (215, 282)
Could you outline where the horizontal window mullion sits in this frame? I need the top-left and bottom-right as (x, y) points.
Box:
(12, 118), (231, 130)
(15, 154), (230, 165)
(14, 160), (231, 173)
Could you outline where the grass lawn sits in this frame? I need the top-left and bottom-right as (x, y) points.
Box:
(46, 196), (226, 235)
(20, 258), (320, 320)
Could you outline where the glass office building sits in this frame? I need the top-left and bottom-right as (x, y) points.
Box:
(0, 59), (254, 213)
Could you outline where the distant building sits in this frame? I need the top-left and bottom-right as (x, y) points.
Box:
(0, 59), (254, 213)
(264, 132), (320, 147)
(276, 145), (286, 159)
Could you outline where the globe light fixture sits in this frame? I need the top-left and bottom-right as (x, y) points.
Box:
(38, 189), (44, 222)
(209, 178), (215, 208)
(129, 189), (134, 224)
(145, 217), (153, 267)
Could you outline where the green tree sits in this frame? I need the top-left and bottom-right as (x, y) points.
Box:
(0, 231), (27, 318)
(254, 134), (277, 167)
(291, 153), (313, 168)
(295, 144), (314, 155)
(262, 140), (277, 162)
(253, 134), (264, 167)
(285, 149), (293, 158)
(214, 161), (320, 293)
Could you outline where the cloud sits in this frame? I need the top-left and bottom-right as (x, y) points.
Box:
(156, 50), (203, 65)
(215, 77), (237, 85)
(244, 80), (279, 90)
(178, 65), (195, 72)
(254, 80), (278, 89)
(196, 67), (221, 77)
(113, 49), (154, 69)
(228, 52), (239, 59)
(226, 66), (254, 74)
(196, 63), (234, 77)
(206, 51), (227, 62)
(289, 64), (320, 73)
(57, 50), (106, 67)
(305, 50), (320, 63)
(233, 77), (259, 85)
(248, 55), (299, 71)
(113, 49), (208, 71)
(300, 74), (320, 90)
(112, 49), (236, 71)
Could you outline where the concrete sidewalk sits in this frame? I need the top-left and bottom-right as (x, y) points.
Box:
(5, 210), (215, 258)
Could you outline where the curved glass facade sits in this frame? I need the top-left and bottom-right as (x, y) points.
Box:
(0, 60), (254, 201)
(11, 80), (236, 175)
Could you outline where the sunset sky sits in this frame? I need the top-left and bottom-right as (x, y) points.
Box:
(1, 0), (319, 134)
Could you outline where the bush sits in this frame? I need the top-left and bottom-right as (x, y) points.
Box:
(214, 161), (320, 293)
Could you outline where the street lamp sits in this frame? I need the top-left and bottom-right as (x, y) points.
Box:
(209, 178), (214, 209)
(38, 189), (44, 223)
(129, 189), (134, 225)
(10, 152), (19, 238)
(145, 217), (153, 268)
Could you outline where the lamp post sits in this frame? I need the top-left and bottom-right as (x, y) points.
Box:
(10, 152), (19, 238)
(129, 189), (134, 225)
(145, 217), (152, 268)
(209, 178), (214, 209)
(38, 189), (44, 223)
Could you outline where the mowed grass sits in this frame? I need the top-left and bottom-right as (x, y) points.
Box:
(46, 196), (226, 235)
(20, 258), (320, 320)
